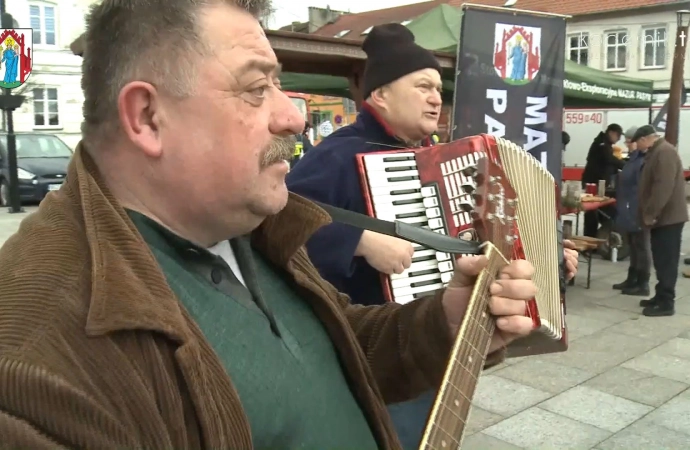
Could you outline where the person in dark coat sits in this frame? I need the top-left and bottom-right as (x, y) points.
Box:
(635, 125), (689, 316)
(581, 123), (625, 237)
(287, 23), (579, 449)
(287, 24), (442, 309)
(287, 24), (450, 450)
(291, 121), (313, 169)
(612, 126), (651, 296)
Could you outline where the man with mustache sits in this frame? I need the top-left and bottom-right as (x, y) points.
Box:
(0, 2), (536, 448)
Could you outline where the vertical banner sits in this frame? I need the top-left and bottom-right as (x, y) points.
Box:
(651, 84), (687, 134)
(451, 7), (566, 185)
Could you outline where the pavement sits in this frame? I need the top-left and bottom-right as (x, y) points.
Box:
(2, 207), (690, 449)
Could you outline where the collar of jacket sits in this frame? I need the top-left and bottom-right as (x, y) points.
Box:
(64, 144), (331, 340)
(628, 150), (644, 160)
(646, 137), (665, 155)
(359, 102), (433, 148)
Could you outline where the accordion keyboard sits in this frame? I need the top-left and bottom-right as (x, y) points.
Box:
(362, 153), (457, 304)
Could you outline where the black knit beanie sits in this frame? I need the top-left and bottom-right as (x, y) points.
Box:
(361, 23), (442, 99)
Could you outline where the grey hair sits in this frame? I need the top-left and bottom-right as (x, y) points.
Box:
(80, 0), (271, 143)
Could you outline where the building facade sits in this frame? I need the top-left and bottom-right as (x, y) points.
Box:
(566, 4), (690, 103)
(311, 0), (689, 102)
(5, 0), (95, 149)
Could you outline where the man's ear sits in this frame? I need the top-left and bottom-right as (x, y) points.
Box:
(117, 81), (164, 158)
(369, 86), (388, 109)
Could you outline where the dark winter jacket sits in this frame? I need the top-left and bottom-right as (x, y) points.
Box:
(581, 131), (625, 186)
(286, 104), (432, 306)
(615, 150), (645, 232)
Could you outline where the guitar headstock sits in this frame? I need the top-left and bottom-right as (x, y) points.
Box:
(467, 156), (518, 256)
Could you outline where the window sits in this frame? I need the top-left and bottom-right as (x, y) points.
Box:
(604, 30), (628, 70)
(29, 2), (57, 46)
(642, 27), (667, 68)
(290, 97), (308, 121)
(33, 88), (60, 127)
(361, 26), (373, 35)
(0, 134), (72, 158)
(343, 98), (357, 115)
(400, 20), (412, 26)
(334, 29), (350, 38)
(310, 111), (332, 130)
(567, 32), (589, 65)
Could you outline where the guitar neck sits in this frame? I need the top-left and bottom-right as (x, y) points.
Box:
(420, 244), (508, 450)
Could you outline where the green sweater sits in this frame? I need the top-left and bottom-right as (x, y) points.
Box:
(131, 211), (378, 449)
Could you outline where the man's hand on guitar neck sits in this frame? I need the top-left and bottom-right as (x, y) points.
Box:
(442, 256), (536, 354)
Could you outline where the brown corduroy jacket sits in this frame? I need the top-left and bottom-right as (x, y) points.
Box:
(638, 138), (689, 228)
(0, 145), (504, 449)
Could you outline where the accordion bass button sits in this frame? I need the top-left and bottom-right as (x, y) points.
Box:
(426, 207), (442, 218)
(428, 218), (444, 229)
(436, 252), (451, 261)
(420, 186), (437, 197)
(438, 261), (453, 272)
(422, 197), (439, 207)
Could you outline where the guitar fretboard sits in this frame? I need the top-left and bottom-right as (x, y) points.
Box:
(420, 244), (507, 450)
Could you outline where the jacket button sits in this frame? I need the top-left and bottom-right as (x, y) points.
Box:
(211, 268), (223, 284)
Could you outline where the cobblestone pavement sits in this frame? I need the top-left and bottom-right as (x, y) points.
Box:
(464, 219), (690, 450)
(2, 207), (690, 449)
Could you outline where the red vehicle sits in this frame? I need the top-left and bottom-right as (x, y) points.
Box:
(285, 91), (310, 123)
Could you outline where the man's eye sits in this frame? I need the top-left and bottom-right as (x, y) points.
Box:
(249, 86), (266, 97)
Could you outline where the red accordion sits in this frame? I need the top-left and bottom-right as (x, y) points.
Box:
(356, 134), (567, 356)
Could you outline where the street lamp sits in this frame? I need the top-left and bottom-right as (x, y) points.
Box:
(664, 10), (690, 146)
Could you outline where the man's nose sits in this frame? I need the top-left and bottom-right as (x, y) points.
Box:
(270, 90), (305, 136)
(428, 90), (443, 106)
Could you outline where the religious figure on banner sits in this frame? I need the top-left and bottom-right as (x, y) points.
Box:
(1, 37), (19, 85)
(508, 35), (527, 81)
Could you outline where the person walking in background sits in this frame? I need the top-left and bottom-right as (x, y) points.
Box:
(562, 131), (570, 151)
(612, 126), (651, 296)
(581, 124), (625, 237)
(635, 125), (688, 317)
(291, 121), (313, 169)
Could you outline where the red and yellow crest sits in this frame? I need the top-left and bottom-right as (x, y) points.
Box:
(0, 28), (33, 90)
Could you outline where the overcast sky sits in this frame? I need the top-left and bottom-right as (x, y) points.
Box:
(267, 0), (425, 29)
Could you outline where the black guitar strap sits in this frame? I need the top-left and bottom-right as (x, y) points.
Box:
(311, 200), (482, 256)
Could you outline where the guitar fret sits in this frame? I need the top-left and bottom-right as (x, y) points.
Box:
(428, 422), (461, 449)
(440, 401), (467, 422)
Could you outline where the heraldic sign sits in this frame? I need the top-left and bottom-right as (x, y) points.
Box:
(493, 23), (542, 86)
(0, 28), (33, 90)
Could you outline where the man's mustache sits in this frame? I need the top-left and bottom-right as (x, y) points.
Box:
(261, 136), (295, 168)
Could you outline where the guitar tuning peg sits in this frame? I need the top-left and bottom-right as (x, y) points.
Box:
(505, 234), (519, 244)
(461, 166), (477, 177)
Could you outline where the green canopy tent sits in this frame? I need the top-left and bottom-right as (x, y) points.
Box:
(281, 4), (653, 108)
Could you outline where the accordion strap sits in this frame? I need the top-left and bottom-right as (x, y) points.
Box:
(312, 201), (482, 255)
